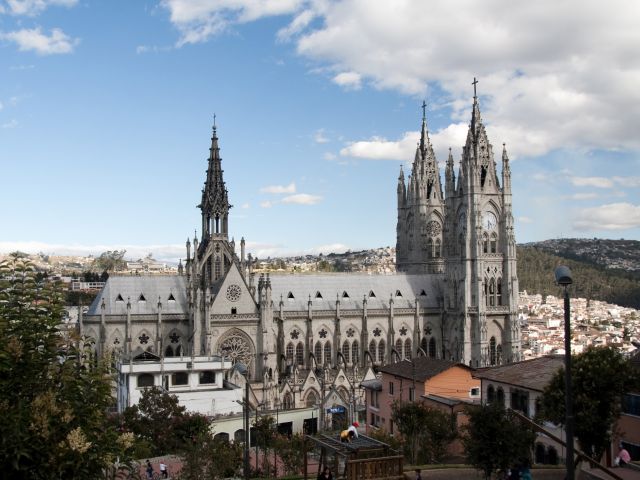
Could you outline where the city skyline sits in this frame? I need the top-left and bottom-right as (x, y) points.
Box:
(1, 0), (639, 263)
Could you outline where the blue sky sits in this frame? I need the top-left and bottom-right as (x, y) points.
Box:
(1, 0), (639, 263)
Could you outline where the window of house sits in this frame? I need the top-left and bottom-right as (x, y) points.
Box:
(199, 370), (216, 384)
(409, 387), (415, 402)
(623, 393), (640, 416)
(137, 373), (154, 388)
(172, 372), (188, 386)
(389, 382), (394, 395)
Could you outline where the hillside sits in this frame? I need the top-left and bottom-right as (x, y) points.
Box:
(517, 239), (640, 309)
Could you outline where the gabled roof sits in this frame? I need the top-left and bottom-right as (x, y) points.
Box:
(473, 355), (565, 392)
(266, 273), (442, 311)
(86, 275), (188, 315)
(379, 357), (466, 382)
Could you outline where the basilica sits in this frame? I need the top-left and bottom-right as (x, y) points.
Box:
(83, 89), (520, 412)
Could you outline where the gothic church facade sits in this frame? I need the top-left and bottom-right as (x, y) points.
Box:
(82, 91), (520, 411)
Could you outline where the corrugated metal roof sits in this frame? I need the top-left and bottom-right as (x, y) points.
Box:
(87, 275), (188, 315)
(473, 355), (565, 392)
(379, 357), (464, 381)
(266, 273), (442, 311)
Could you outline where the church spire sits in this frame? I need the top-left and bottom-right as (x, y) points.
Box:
(419, 100), (429, 154)
(199, 117), (231, 238)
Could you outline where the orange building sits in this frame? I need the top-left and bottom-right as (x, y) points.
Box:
(362, 357), (479, 437)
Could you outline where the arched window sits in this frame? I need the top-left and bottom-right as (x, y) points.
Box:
(342, 340), (350, 364)
(234, 429), (246, 443)
(175, 344), (182, 356)
(490, 233), (497, 253)
(489, 336), (497, 365)
(306, 391), (317, 407)
(283, 393), (293, 410)
(497, 344), (503, 364)
(165, 345), (174, 357)
(489, 279), (496, 306)
(487, 384), (495, 403)
(295, 342), (304, 365)
(421, 337), (428, 354)
(535, 444), (546, 464)
(352, 340), (359, 365)
(404, 338), (412, 360)
(286, 342), (294, 362)
(314, 341), (322, 365)
(214, 432), (230, 442)
(547, 447), (559, 465)
(369, 340), (376, 361)
(214, 256), (221, 280)
(497, 278), (503, 306)
(496, 387), (505, 405)
(137, 373), (154, 388)
(428, 337), (436, 358)
(435, 238), (441, 258)
(426, 238), (433, 258)
(323, 341), (332, 366)
(378, 339), (386, 364)
(483, 234), (489, 254)
(484, 280), (488, 306)
(395, 339), (403, 360)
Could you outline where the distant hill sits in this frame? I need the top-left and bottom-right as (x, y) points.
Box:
(517, 239), (640, 309)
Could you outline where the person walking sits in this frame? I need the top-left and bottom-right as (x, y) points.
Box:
(616, 444), (631, 467)
(145, 459), (154, 480)
(159, 460), (168, 478)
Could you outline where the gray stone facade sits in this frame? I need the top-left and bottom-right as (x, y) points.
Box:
(83, 92), (520, 411)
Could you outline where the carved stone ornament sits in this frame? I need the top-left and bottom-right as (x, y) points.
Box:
(219, 333), (252, 366)
(226, 284), (242, 302)
(426, 220), (441, 237)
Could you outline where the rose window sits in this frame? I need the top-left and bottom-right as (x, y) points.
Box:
(226, 284), (242, 302)
(219, 334), (252, 367)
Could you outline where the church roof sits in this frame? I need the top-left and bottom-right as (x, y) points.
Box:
(266, 273), (443, 311)
(86, 275), (188, 315)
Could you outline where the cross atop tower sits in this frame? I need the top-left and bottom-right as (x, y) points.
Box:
(421, 100), (427, 120)
(472, 77), (479, 98)
(213, 113), (216, 130)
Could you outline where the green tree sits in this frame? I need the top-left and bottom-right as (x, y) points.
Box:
(177, 432), (242, 480)
(391, 402), (457, 465)
(274, 432), (306, 475)
(252, 414), (277, 475)
(538, 346), (640, 462)
(0, 257), (134, 479)
(93, 250), (127, 272)
(122, 386), (209, 456)
(462, 403), (535, 480)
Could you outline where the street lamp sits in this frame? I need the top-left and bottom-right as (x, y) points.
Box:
(554, 266), (574, 480)
(234, 362), (250, 480)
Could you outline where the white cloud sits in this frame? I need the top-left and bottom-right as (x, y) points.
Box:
(573, 203), (640, 230)
(564, 193), (599, 200)
(165, 0), (640, 157)
(246, 241), (350, 258)
(161, 0), (303, 46)
(612, 176), (640, 188)
(340, 132), (417, 161)
(332, 71), (361, 90)
(1, 27), (79, 55)
(5, 0), (77, 16)
(1, 119), (18, 128)
(314, 128), (329, 143)
(0, 241), (185, 264)
(260, 182), (296, 194)
(280, 193), (322, 205)
(569, 176), (614, 188)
